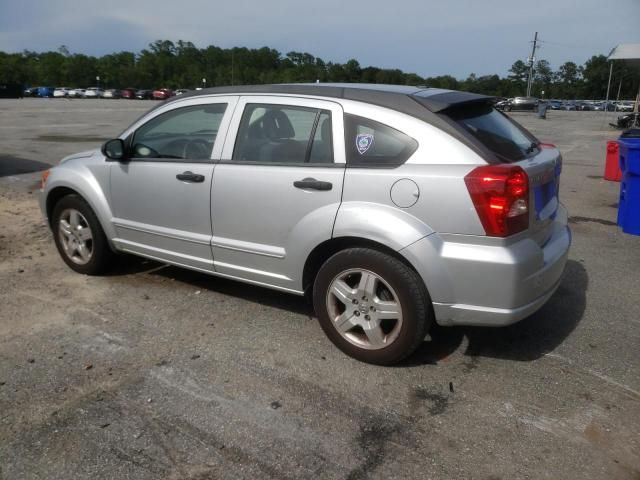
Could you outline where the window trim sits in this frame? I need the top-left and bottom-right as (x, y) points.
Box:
(216, 159), (345, 168)
(115, 96), (239, 164)
(221, 95), (346, 166)
(230, 103), (333, 165)
(304, 110), (322, 163)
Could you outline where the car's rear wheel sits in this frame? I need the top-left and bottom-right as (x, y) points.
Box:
(313, 248), (431, 365)
(51, 194), (114, 275)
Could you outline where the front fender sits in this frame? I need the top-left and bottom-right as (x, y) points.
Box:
(43, 161), (116, 248)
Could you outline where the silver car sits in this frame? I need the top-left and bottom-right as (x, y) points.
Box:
(39, 84), (571, 365)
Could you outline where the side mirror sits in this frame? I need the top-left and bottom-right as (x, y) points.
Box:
(102, 138), (126, 161)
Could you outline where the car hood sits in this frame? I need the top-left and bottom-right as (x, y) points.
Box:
(59, 149), (97, 165)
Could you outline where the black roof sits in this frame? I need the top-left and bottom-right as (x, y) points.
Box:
(171, 83), (492, 114)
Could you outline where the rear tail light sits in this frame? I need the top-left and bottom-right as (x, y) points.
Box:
(464, 165), (529, 237)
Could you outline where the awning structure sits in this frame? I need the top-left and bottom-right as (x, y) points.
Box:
(606, 44), (640, 112)
(608, 44), (640, 65)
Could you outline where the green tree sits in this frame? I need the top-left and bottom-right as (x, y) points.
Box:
(581, 54), (610, 99)
(532, 59), (553, 97)
(2, 41), (632, 100)
(425, 75), (458, 90)
(554, 61), (582, 98)
(344, 59), (361, 82)
(507, 60), (528, 96)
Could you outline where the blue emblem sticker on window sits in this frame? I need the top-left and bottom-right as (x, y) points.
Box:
(356, 133), (374, 155)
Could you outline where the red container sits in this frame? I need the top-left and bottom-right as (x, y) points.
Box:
(604, 140), (622, 182)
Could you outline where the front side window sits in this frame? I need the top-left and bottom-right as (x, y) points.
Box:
(344, 114), (418, 166)
(233, 104), (334, 164)
(131, 103), (227, 160)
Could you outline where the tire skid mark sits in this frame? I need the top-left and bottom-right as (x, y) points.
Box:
(147, 365), (346, 477)
(545, 353), (640, 399)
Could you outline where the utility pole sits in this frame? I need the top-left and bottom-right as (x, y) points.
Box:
(526, 32), (538, 97)
(616, 79), (622, 102)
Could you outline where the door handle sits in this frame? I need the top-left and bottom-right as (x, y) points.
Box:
(293, 177), (333, 191)
(176, 171), (205, 183)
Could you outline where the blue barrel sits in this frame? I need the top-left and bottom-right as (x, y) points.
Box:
(617, 129), (640, 235)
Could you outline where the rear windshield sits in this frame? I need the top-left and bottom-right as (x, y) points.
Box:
(444, 103), (538, 162)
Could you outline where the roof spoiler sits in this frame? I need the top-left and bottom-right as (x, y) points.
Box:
(411, 90), (495, 113)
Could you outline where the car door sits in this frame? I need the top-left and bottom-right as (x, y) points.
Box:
(211, 96), (346, 292)
(110, 96), (238, 271)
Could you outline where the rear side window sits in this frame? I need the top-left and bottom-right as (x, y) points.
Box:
(444, 104), (538, 162)
(233, 104), (333, 164)
(344, 114), (418, 166)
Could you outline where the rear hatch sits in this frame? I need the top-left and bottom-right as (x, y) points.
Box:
(442, 102), (561, 245)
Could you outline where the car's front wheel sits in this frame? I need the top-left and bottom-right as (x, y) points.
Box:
(51, 194), (114, 275)
(313, 248), (432, 365)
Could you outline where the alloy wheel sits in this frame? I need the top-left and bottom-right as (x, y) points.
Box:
(326, 268), (403, 350)
(58, 208), (94, 265)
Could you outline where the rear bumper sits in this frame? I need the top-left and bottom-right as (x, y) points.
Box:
(431, 274), (564, 326)
(402, 205), (571, 327)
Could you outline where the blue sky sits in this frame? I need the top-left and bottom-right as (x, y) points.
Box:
(0, 0), (638, 78)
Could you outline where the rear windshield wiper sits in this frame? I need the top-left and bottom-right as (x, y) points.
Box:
(525, 142), (539, 154)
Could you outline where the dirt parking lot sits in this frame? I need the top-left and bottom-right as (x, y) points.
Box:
(1, 99), (639, 479)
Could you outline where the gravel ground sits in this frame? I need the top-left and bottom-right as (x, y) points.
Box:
(0, 99), (639, 479)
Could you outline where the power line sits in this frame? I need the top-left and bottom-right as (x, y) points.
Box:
(538, 39), (602, 50)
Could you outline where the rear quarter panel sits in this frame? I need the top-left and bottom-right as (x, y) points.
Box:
(334, 101), (488, 244)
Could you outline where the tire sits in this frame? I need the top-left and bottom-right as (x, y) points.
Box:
(51, 194), (114, 275)
(313, 248), (432, 365)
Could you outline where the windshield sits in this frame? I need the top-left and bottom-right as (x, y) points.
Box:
(445, 103), (538, 162)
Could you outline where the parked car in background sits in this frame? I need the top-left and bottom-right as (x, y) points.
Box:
(0, 83), (24, 98)
(610, 112), (640, 129)
(494, 98), (510, 111)
(563, 102), (577, 111)
(548, 100), (563, 110)
(84, 87), (104, 98)
(121, 88), (137, 99)
(617, 102), (634, 112)
(135, 89), (153, 100)
(152, 88), (174, 100)
(175, 89), (190, 95)
(39, 83), (570, 365)
(103, 89), (121, 99)
(68, 88), (86, 98)
(37, 86), (55, 97)
(501, 96), (538, 112)
(24, 87), (39, 97)
(53, 87), (71, 98)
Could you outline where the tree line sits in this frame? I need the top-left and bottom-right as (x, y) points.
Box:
(1, 40), (638, 99)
